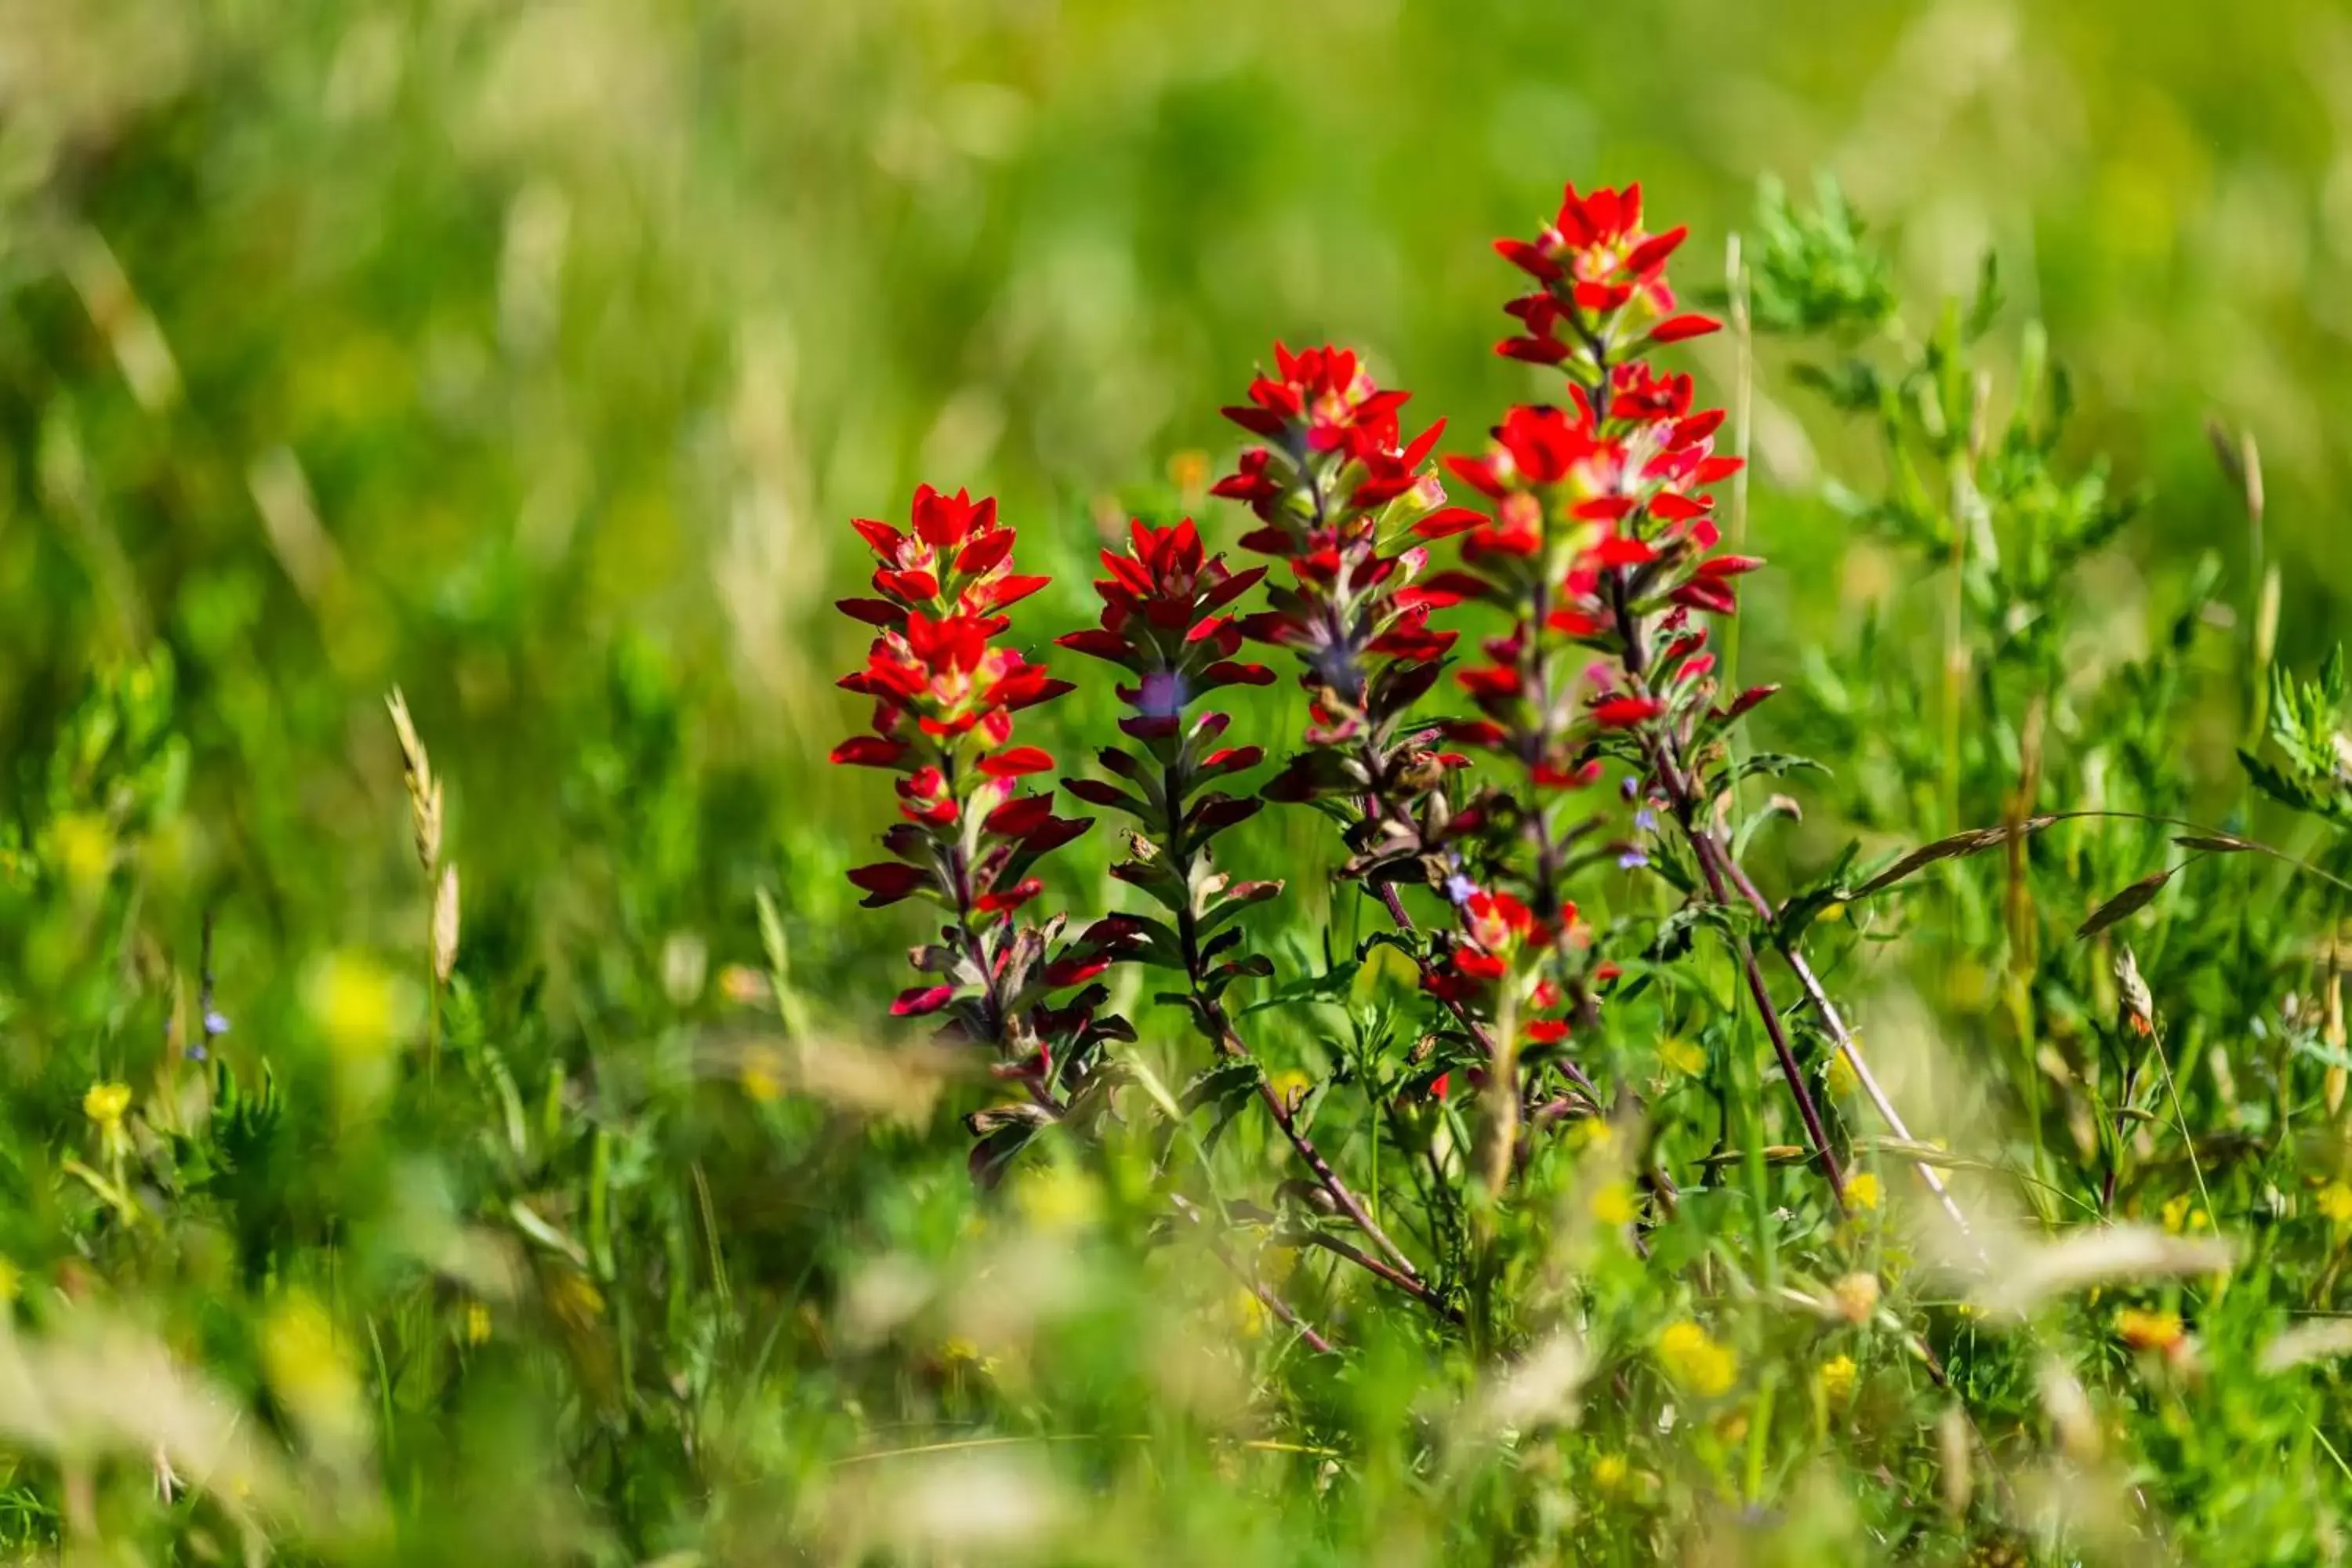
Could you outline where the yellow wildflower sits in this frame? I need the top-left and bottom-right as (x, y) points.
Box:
(1819, 1353), (1858, 1403)
(739, 1044), (786, 1104)
(2116, 1307), (2184, 1354)
(1569, 1118), (1617, 1153)
(0, 1258), (20, 1304)
(1656, 1320), (1737, 1399)
(2161, 1192), (2211, 1234)
(83, 1081), (132, 1160)
(1589, 1180), (1638, 1228)
(1590, 1453), (1628, 1493)
(50, 812), (112, 896)
(463, 1301), (492, 1345)
(1012, 1163), (1102, 1234)
(1657, 1037), (1705, 1077)
(1846, 1172), (1882, 1212)
(262, 1292), (362, 1443)
(1267, 1069), (1313, 1110)
(82, 1081), (131, 1129)
(2318, 1182), (2352, 1225)
(1817, 901), (1846, 924)
(1230, 1286), (1269, 1340)
(1824, 1047), (1858, 1100)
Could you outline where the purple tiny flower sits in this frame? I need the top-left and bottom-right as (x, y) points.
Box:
(1443, 873), (1478, 906)
(1140, 670), (1186, 719)
(204, 1009), (230, 1038)
(1633, 807), (1658, 834)
(1618, 848), (1650, 870)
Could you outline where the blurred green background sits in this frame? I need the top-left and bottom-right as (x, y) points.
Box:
(4, 0), (2347, 1007)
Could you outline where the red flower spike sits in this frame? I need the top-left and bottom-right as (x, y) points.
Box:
(833, 483), (1134, 1128)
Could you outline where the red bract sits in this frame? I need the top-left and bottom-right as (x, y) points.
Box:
(1220, 342), (1411, 457)
(1420, 887), (1588, 1052)
(1494, 182), (1720, 366)
(840, 484), (1050, 629)
(1210, 345), (1466, 837)
(830, 485), (1131, 1182)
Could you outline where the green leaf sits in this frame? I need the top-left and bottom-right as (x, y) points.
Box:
(2240, 749), (2336, 819)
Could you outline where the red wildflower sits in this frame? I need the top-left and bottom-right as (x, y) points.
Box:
(1494, 183), (1696, 361)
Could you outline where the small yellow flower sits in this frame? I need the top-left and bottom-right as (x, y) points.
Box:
(739, 1044), (786, 1104)
(82, 1081), (131, 1129)
(1824, 1047), (1858, 1100)
(1012, 1163), (1101, 1234)
(50, 812), (113, 895)
(1657, 1037), (1704, 1077)
(463, 1301), (492, 1345)
(1656, 1319), (1737, 1399)
(1267, 1069), (1313, 1109)
(940, 1335), (982, 1364)
(1589, 1180), (1638, 1228)
(545, 1269), (605, 1333)
(1590, 1453), (1628, 1493)
(2161, 1192), (2212, 1233)
(1568, 1118), (1617, 1153)
(0, 1258), (20, 1304)
(1230, 1285), (1269, 1340)
(2116, 1307), (2184, 1354)
(1817, 901), (1847, 924)
(1818, 1353), (1858, 1403)
(2318, 1182), (2352, 1225)
(1167, 449), (1211, 500)
(263, 1292), (362, 1442)
(1846, 1172), (1882, 1212)
(83, 1081), (132, 1160)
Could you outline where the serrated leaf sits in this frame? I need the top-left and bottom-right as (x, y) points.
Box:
(2240, 748), (2338, 820)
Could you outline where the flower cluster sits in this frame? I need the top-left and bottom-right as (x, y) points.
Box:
(1214, 344), (1481, 885)
(830, 485), (1137, 1175)
(1424, 363), (1759, 780)
(1493, 181), (1719, 368)
(1057, 519), (1283, 1021)
(1419, 890), (1589, 1049)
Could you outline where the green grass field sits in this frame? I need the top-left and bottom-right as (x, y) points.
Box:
(2, 2), (2351, 1562)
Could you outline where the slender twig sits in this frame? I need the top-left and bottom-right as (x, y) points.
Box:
(1293, 1229), (1465, 1324)
(1610, 571), (1847, 1203)
(1711, 849), (1976, 1240)
(1216, 1019), (1442, 1308)
(1171, 1194), (1337, 1355)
